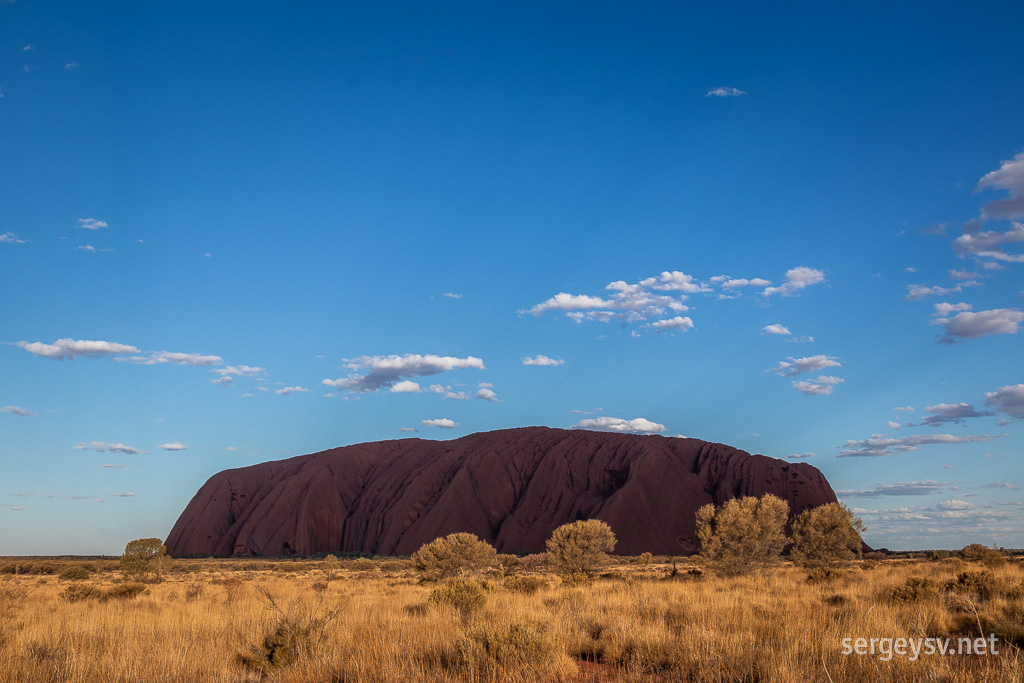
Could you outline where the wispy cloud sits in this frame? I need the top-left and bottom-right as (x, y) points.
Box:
(1, 405), (36, 417)
(75, 442), (143, 455)
(771, 354), (842, 377)
(522, 355), (565, 366)
(647, 316), (694, 333)
(275, 386), (308, 395)
(953, 223), (1024, 263)
(919, 402), (993, 427)
(0, 232), (26, 244)
(706, 86), (746, 97)
(77, 218), (108, 230)
(158, 442), (188, 451)
(976, 151), (1024, 221)
(212, 365), (264, 377)
(762, 324), (791, 336)
(792, 375), (844, 396)
(786, 452), (816, 459)
(905, 281), (980, 301)
(442, 292), (462, 299)
(571, 416), (665, 434)
(123, 351), (223, 366)
(837, 480), (949, 497)
(837, 433), (1005, 457)
(322, 354), (484, 393)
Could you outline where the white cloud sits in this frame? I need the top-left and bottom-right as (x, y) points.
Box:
(1, 405), (36, 416)
(322, 354), (485, 392)
(522, 355), (565, 366)
(75, 441), (143, 455)
(786, 452), (816, 459)
(895, 406), (915, 412)
(390, 380), (421, 393)
(762, 267), (825, 297)
(953, 223), (1024, 263)
(837, 433), (1006, 457)
(211, 376), (233, 386)
(762, 324), (791, 336)
(985, 384), (1024, 417)
(571, 416), (666, 434)
(932, 308), (1024, 340)
(976, 151), (1024, 220)
(445, 391), (469, 400)
(905, 282), (980, 301)
(16, 338), (140, 360)
(158, 442), (188, 451)
(476, 385), (500, 402)
(64, 62), (78, 70)
(887, 421), (902, 429)
(101, 464), (126, 468)
(77, 218), (108, 230)
(920, 402), (992, 427)
(421, 418), (459, 429)
(275, 386), (309, 395)
(125, 351), (223, 366)
(706, 86), (746, 97)
(0, 232), (26, 244)
(443, 292), (462, 299)
(936, 500), (975, 511)
(648, 316), (694, 333)
(640, 271), (708, 293)
(949, 269), (981, 280)
(771, 354), (842, 377)
(792, 375), (844, 396)
(428, 384), (447, 393)
(932, 302), (972, 317)
(212, 365), (264, 377)
(226, 446), (238, 451)
(721, 277), (771, 289)
(837, 480), (948, 497)
(399, 427), (418, 432)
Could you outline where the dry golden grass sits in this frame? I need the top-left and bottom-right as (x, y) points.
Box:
(0, 555), (1021, 682)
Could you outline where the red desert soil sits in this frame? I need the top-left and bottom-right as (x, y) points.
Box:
(166, 426), (838, 557)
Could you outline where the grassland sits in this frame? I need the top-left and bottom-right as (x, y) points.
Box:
(0, 553), (1021, 682)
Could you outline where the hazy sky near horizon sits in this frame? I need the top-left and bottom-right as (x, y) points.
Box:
(2, 2), (1022, 555)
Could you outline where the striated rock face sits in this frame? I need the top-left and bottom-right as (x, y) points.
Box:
(166, 426), (839, 557)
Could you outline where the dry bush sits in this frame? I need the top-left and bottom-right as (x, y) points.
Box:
(57, 566), (92, 582)
(457, 621), (575, 681)
(428, 579), (487, 620)
(503, 575), (548, 594)
(60, 583), (102, 603)
(888, 576), (939, 603)
(696, 494), (789, 576)
(104, 582), (148, 601)
(412, 533), (497, 581)
(546, 520), (617, 579)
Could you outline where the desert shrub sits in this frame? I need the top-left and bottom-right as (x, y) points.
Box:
(790, 503), (866, 569)
(222, 577), (245, 604)
(696, 494), (789, 576)
(425, 577), (485, 618)
(239, 585), (345, 675)
(457, 621), (570, 680)
(546, 520), (617, 579)
(350, 557), (376, 573)
(120, 538), (167, 581)
(428, 578), (487, 619)
(503, 575), (548, 594)
(959, 543), (990, 561)
(412, 533), (497, 581)
(105, 582), (148, 601)
(58, 565), (92, 581)
(945, 571), (999, 601)
(61, 583), (102, 603)
(493, 554), (521, 577)
(982, 551), (1008, 569)
(185, 583), (204, 602)
(806, 567), (846, 584)
(378, 559), (411, 574)
(889, 577), (939, 603)
(929, 549), (951, 561)
(863, 551), (886, 561)
(637, 552), (654, 566)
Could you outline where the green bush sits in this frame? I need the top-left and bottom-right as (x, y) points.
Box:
(58, 566), (92, 581)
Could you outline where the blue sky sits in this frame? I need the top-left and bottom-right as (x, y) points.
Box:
(2, 1), (1022, 555)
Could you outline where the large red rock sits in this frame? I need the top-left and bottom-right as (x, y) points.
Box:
(165, 426), (839, 557)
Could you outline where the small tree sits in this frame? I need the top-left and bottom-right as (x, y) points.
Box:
(546, 519), (617, 579)
(696, 494), (789, 576)
(790, 503), (866, 570)
(411, 533), (497, 581)
(120, 538), (167, 581)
